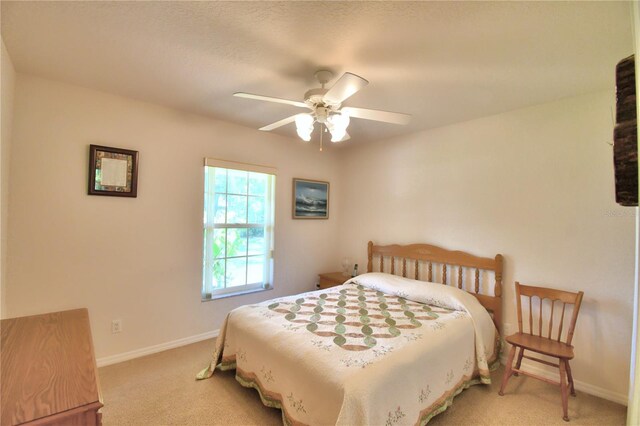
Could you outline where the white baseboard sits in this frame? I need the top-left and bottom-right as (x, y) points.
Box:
(500, 354), (628, 406)
(97, 329), (219, 368)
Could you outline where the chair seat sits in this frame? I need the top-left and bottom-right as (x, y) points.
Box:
(506, 332), (574, 359)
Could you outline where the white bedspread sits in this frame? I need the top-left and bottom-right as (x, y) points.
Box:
(198, 272), (499, 425)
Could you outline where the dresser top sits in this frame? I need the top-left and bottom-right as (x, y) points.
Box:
(1, 308), (101, 425)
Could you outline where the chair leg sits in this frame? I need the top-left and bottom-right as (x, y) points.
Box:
(565, 360), (576, 397)
(513, 347), (524, 376)
(559, 359), (570, 421)
(499, 345), (517, 396)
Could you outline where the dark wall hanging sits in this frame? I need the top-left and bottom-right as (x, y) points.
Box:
(614, 55), (638, 207)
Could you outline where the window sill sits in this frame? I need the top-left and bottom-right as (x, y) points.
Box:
(201, 286), (273, 302)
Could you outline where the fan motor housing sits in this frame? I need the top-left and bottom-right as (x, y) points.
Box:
(304, 88), (341, 110)
(304, 88), (326, 105)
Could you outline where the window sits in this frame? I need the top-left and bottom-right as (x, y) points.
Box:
(202, 159), (276, 300)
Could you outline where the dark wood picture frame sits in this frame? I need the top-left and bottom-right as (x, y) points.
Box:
(292, 178), (329, 219)
(88, 144), (139, 197)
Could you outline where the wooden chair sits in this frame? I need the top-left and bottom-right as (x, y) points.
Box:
(498, 282), (584, 422)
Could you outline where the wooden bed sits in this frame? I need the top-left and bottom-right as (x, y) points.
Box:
(200, 240), (505, 425)
(367, 241), (503, 333)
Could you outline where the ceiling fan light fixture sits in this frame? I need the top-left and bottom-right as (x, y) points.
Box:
(236, 70), (411, 146)
(329, 128), (346, 143)
(327, 112), (350, 142)
(295, 113), (314, 141)
(296, 126), (313, 141)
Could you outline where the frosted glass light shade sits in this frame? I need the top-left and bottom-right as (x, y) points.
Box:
(295, 113), (314, 141)
(327, 112), (350, 142)
(328, 112), (350, 128)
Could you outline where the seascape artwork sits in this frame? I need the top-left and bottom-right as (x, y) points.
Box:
(293, 179), (329, 219)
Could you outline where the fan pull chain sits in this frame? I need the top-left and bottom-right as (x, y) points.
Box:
(319, 124), (323, 152)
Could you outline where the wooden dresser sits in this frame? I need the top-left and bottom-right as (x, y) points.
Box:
(1, 308), (103, 426)
(318, 271), (350, 289)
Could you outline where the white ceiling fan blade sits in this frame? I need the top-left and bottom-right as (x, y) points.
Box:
(259, 115), (298, 131)
(234, 92), (308, 109)
(323, 73), (369, 104)
(342, 106), (412, 125)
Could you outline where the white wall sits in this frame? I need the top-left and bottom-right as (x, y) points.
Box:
(1, 38), (16, 319)
(5, 74), (342, 359)
(337, 90), (635, 402)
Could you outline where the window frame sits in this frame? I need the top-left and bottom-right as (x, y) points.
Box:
(202, 158), (276, 301)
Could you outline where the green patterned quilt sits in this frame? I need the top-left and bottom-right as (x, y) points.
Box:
(198, 272), (499, 425)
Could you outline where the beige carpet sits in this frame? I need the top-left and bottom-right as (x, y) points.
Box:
(99, 339), (626, 425)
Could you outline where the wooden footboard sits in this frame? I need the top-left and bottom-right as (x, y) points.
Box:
(366, 241), (503, 333)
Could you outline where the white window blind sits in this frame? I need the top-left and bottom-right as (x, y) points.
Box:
(202, 159), (276, 300)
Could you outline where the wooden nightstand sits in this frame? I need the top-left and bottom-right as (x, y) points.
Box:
(319, 272), (351, 289)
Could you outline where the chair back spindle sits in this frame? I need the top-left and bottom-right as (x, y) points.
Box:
(538, 299), (542, 337)
(547, 300), (555, 340)
(557, 303), (566, 342)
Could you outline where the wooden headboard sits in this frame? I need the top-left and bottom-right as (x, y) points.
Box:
(366, 241), (503, 333)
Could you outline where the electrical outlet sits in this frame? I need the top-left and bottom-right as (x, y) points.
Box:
(112, 319), (122, 334)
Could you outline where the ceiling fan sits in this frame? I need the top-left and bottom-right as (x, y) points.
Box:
(234, 70), (411, 147)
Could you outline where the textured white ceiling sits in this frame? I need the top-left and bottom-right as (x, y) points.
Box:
(0, 1), (633, 145)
